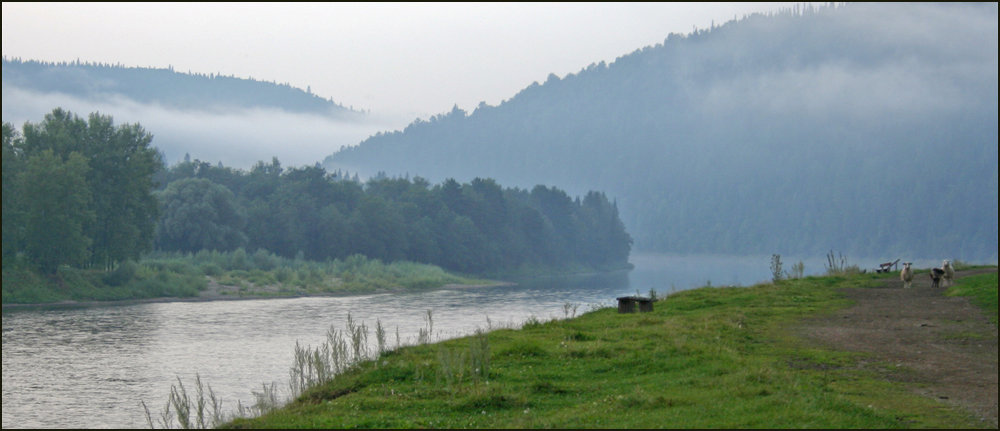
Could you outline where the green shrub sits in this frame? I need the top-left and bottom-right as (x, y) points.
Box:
(1, 265), (62, 303)
(275, 266), (293, 283)
(229, 248), (248, 271)
(167, 260), (192, 274)
(252, 249), (279, 271)
(201, 263), (223, 276)
(103, 260), (139, 286)
(248, 269), (276, 286)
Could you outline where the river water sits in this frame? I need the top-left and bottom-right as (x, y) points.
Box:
(0, 253), (921, 428)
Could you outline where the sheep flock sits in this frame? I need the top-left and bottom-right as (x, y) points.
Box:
(900, 260), (954, 288)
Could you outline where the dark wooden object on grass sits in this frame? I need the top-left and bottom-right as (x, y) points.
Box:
(875, 259), (901, 273)
(617, 296), (654, 313)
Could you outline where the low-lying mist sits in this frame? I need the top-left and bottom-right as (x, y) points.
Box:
(1, 84), (408, 169)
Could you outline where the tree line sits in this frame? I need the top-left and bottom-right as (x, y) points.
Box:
(152, 158), (633, 274)
(2, 58), (363, 117)
(3, 108), (632, 276)
(3, 109), (161, 273)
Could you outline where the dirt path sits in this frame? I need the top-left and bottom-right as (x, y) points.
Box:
(795, 268), (998, 427)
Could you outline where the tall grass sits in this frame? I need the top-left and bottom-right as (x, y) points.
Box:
(418, 309), (434, 345)
(824, 250), (863, 275)
(375, 318), (387, 355)
(562, 302), (579, 318)
(436, 328), (491, 388)
(770, 254), (784, 282)
(787, 260), (805, 279)
(145, 312), (383, 429)
(770, 255), (804, 281)
(143, 306), (507, 429)
(141, 374), (225, 429)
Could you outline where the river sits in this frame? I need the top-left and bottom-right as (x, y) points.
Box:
(0, 253), (919, 428)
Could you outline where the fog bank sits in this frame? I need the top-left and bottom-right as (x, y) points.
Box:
(2, 85), (409, 168)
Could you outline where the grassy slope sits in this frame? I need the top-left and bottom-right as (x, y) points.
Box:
(224, 270), (997, 429)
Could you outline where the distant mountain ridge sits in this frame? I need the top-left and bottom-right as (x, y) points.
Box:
(325, 3), (999, 261)
(1, 57), (361, 118)
(2, 57), (383, 169)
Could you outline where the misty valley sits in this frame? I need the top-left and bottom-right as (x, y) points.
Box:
(2, 3), (997, 429)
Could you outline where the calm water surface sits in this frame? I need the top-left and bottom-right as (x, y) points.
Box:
(1, 253), (886, 428)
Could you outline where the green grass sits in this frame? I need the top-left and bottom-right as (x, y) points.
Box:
(945, 272), (998, 325)
(221, 272), (991, 429)
(2, 251), (494, 305)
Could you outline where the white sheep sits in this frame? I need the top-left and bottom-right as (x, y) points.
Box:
(900, 262), (914, 288)
(942, 260), (955, 287)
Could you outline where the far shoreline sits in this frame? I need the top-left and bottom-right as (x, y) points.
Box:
(1, 280), (517, 311)
(2, 263), (634, 311)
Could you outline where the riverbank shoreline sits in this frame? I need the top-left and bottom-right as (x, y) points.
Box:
(1, 280), (517, 311)
(225, 269), (998, 429)
(2, 263), (635, 311)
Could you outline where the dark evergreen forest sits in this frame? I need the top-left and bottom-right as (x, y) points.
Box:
(325, 4), (999, 261)
(2, 109), (632, 276)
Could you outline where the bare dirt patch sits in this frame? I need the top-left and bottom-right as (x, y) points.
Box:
(796, 268), (998, 427)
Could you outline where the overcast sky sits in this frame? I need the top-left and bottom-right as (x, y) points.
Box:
(3, 2), (812, 124)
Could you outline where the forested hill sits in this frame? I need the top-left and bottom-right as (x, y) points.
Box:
(325, 3), (999, 261)
(1, 58), (360, 117)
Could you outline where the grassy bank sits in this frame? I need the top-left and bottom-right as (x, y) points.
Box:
(1, 250), (495, 305)
(220, 270), (995, 428)
(1, 260), (206, 304)
(946, 271), (999, 325)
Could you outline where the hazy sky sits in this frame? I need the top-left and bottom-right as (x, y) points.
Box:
(2, 2), (810, 123)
